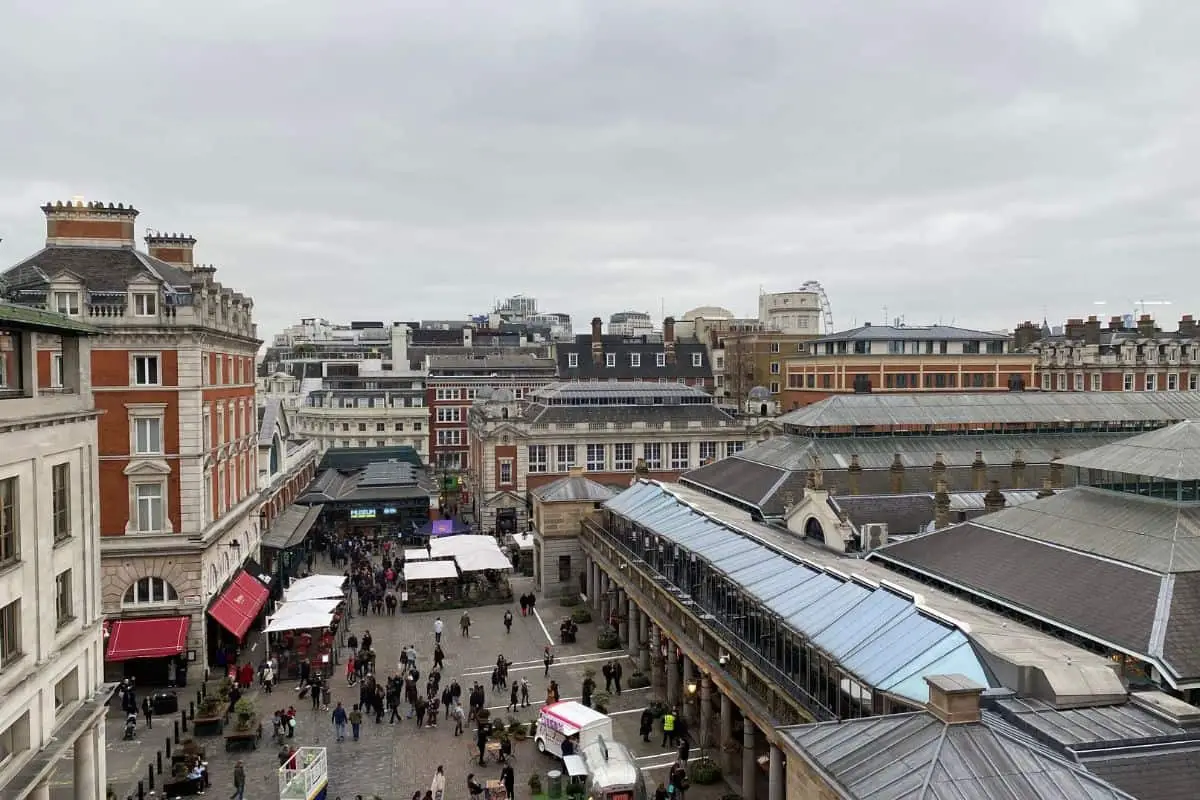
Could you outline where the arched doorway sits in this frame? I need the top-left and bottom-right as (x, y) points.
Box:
(804, 517), (825, 544)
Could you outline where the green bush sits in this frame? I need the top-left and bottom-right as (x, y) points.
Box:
(558, 594), (581, 607)
(570, 607), (593, 624)
(528, 774), (543, 795)
(596, 624), (620, 650)
(628, 671), (651, 689)
(688, 756), (723, 785)
(592, 691), (612, 714)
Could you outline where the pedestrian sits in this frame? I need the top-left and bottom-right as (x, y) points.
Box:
(347, 633), (358, 653)
(602, 662), (613, 693)
(520, 678), (530, 708)
(362, 630), (373, 651)
(509, 682), (519, 712)
(141, 696), (153, 729)
(452, 701), (465, 736)
(467, 774), (483, 800)
(322, 681), (333, 711)
(661, 709), (676, 748)
(310, 676), (322, 711)
(434, 617), (444, 643)
(613, 661), (623, 695)
(581, 674), (595, 708)
(503, 609), (513, 634)
(262, 661), (275, 694)
(547, 680), (559, 704)
(332, 702), (348, 742)
(501, 763), (515, 800)
(431, 765), (446, 800)
(639, 708), (654, 742)
(460, 610), (471, 636)
(416, 695), (428, 728)
(543, 646), (553, 676)
(519, 594), (528, 617)
(349, 703), (363, 741)
(433, 643), (445, 671)
(231, 760), (246, 800)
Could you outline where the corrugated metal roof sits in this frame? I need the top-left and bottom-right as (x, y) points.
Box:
(0, 300), (101, 334)
(1059, 421), (1200, 480)
(603, 481), (991, 705)
(779, 392), (1200, 429)
(782, 712), (1137, 800)
(992, 697), (1189, 747)
(533, 475), (617, 503)
(532, 381), (713, 402)
(809, 324), (1009, 344)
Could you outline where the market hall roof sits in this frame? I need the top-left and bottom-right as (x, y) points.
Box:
(777, 391), (1200, 430)
(518, 381), (743, 427)
(1058, 420), (1200, 481)
(807, 322), (1010, 345)
(297, 459), (434, 505)
(532, 475), (618, 503)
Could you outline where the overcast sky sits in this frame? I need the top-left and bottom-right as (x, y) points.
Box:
(1, 0), (1197, 339)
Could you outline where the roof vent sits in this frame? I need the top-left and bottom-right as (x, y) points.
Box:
(1129, 691), (1200, 728)
(924, 674), (984, 725)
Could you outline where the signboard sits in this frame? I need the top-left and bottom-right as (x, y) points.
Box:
(382, 507), (398, 516)
(431, 519), (455, 535)
(350, 508), (376, 520)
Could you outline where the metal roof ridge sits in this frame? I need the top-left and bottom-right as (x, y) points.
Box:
(1148, 574), (1176, 666)
(916, 721), (949, 800)
(953, 519), (1171, 577)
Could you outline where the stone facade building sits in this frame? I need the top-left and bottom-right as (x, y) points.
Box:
(530, 473), (616, 598)
(0, 305), (108, 800)
(1, 200), (261, 673)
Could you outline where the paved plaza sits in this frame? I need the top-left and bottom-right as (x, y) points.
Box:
(78, 571), (727, 800)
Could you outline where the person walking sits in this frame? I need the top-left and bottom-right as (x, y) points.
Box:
(332, 702), (348, 742)
(503, 609), (513, 634)
(543, 646), (553, 676)
(508, 682), (519, 712)
(612, 661), (623, 695)
(230, 760), (246, 800)
(460, 611), (471, 637)
(262, 661), (275, 694)
(434, 617), (443, 644)
(602, 662), (613, 693)
(430, 765), (446, 800)
(452, 701), (465, 736)
(349, 704), (363, 741)
(639, 708), (655, 743)
(519, 678), (530, 708)
(500, 763), (515, 800)
(661, 709), (676, 748)
(141, 696), (153, 729)
(433, 643), (445, 671)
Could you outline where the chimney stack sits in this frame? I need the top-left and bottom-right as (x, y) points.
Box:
(931, 451), (946, 484)
(390, 323), (410, 370)
(1011, 448), (1026, 489)
(663, 316), (676, 364)
(1109, 316), (1125, 332)
(591, 317), (604, 366)
(924, 675), (985, 725)
(934, 480), (951, 530)
(145, 232), (197, 269)
(1137, 314), (1157, 337)
(1084, 315), (1102, 345)
(847, 454), (862, 495)
(43, 199), (138, 248)
(889, 453), (905, 494)
(1037, 476), (1056, 499)
(971, 450), (987, 491)
(1012, 321), (1041, 351)
(1179, 315), (1196, 338)
(1064, 318), (1085, 340)
(1050, 448), (1064, 488)
(984, 480), (1007, 513)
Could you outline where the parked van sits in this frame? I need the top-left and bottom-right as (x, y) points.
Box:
(534, 701), (614, 759)
(578, 737), (647, 800)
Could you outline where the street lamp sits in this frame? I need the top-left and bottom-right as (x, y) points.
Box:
(686, 680), (698, 696)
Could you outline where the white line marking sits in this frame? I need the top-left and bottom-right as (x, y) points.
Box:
(532, 608), (554, 645)
(465, 651), (612, 670)
(462, 653), (630, 677)
(482, 687), (650, 712)
(636, 749), (699, 762)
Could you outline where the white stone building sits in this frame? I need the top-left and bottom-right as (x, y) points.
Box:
(0, 305), (108, 800)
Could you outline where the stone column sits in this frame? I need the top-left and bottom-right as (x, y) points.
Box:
(720, 694), (734, 774)
(768, 744), (784, 800)
(650, 624), (663, 688)
(30, 782), (50, 800)
(666, 643), (680, 708)
(586, 557), (596, 604)
(617, 590), (629, 646)
(699, 675), (713, 747)
(599, 573), (610, 622)
(74, 724), (98, 800)
(742, 721), (758, 800)
(626, 596), (637, 656)
(638, 612), (650, 672)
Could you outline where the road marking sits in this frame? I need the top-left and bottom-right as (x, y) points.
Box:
(482, 687), (649, 712)
(465, 651), (612, 670)
(531, 608), (554, 645)
(462, 652), (632, 677)
(636, 749), (699, 762)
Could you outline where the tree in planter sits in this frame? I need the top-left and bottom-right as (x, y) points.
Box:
(233, 698), (257, 731)
(528, 773), (543, 796)
(570, 606), (592, 625)
(558, 594), (581, 607)
(596, 624), (620, 650)
(591, 691), (612, 714)
(687, 756), (723, 785)
(627, 671), (651, 689)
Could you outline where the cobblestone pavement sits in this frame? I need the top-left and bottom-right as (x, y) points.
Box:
(85, 569), (731, 800)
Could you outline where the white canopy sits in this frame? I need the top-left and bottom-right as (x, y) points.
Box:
(403, 548), (429, 561)
(264, 609), (334, 633)
(509, 532), (534, 550)
(272, 598), (341, 621)
(428, 535), (513, 572)
(404, 560), (459, 581)
(284, 575), (347, 602)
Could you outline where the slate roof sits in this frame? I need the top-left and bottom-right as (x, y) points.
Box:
(0, 300), (100, 334)
(318, 446), (423, 471)
(1059, 421), (1200, 481)
(3, 245), (193, 293)
(257, 401), (281, 447)
(1084, 747), (1200, 800)
(829, 491), (1044, 536)
(532, 476), (617, 503)
(782, 711), (1134, 800)
(778, 392), (1200, 429)
(523, 403), (735, 426)
(555, 334), (713, 381)
(296, 464), (433, 505)
(427, 354), (557, 373)
(809, 323), (1010, 345)
(261, 504), (324, 550)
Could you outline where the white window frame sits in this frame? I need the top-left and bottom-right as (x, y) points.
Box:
(555, 444), (577, 472)
(527, 445), (548, 473)
(435, 388), (461, 401)
(1056, 373), (1067, 391)
(1123, 373), (1134, 392)
(499, 459), (513, 485)
(605, 353), (616, 368)
(436, 429), (461, 447)
(1190, 374), (1198, 391)
(50, 352), (64, 388)
(202, 406), (212, 451)
(121, 576), (179, 607)
(131, 353), (161, 387)
(437, 407), (462, 423)
(201, 353), (210, 386)
(629, 353), (641, 368)
(655, 353), (666, 367)
(132, 482), (166, 533)
(1040, 373), (1051, 391)
(568, 353), (579, 368)
(726, 440), (745, 456)
(613, 443), (634, 471)
(1073, 372), (1084, 391)
(770, 362), (780, 375)
(128, 403), (167, 456)
(133, 292), (157, 317)
(1168, 373), (1179, 391)
(586, 444), (605, 472)
(53, 291), (80, 316)
(1145, 373), (1157, 391)
(133, 416), (163, 455)
(669, 442), (690, 470)
(202, 470), (213, 526)
(770, 381), (781, 394)
(1090, 373), (1101, 392)
(699, 441), (718, 462)
(643, 443), (662, 470)
(692, 353), (703, 367)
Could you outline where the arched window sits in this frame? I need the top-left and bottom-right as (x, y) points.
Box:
(122, 577), (179, 606)
(208, 565), (219, 594)
(270, 434), (282, 475)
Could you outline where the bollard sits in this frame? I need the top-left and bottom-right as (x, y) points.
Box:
(137, 780), (144, 800)
(200, 681), (206, 699)
(148, 763), (155, 790)
(189, 701), (195, 720)
(156, 750), (163, 775)
(173, 720), (180, 745)
(165, 737), (172, 758)
(180, 709), (188, 733)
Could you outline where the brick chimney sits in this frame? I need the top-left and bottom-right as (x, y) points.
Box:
(1036, 476), (1056, 499)
(43, 199), (138, 248)
(931, 451), (946, 484)
(145, 232), (197, 269)
(847, 454), (862, 495)
(1050, 448), (1064, 488)
(1084, 315), (1102, 345)
(1108, 316), (1124, 332)
(663, 316), (676, 364)
(1010, 448), (1026, 489)
(1137, 314), (1157, 337)
(983, 480), (1007, 513)
(971, 450), (987, 491)
(1064, 318), (1085, 340)
(925, 675), (984, 725)
(1178, 315), (1196, 338)
(934, 480), (951, 530)
(1012, 321), (1041, 351)
(889, 453), (905, 493)
(591, 317), (604, 366)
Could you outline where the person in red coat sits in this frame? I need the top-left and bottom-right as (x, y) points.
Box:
(238, 662), (254, 690)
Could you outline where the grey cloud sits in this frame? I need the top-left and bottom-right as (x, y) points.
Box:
(1, 0), (1198, 337)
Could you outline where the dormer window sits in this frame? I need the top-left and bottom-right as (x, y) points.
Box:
(133, 293), (158, 317)
(656, 352), (666, 367)
(692, 353), (703, 367)
(53, 291), (80, 316)
(568, 353), (579, 368)
(606, 353), (616, 368)
(630, 353), (641, 368)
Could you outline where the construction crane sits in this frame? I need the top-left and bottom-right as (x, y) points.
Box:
(800, 280), (835, 334)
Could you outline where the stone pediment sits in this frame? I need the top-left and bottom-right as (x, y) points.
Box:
(124, 458), (172, 477)
(47, 270), (87, 285)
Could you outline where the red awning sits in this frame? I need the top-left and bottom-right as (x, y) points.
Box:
(106, 616), (191, 661)
(207, 570), (270, 640)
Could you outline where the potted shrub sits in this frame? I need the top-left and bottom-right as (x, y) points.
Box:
(558, 594), (581, 607)
(596, 624), (620, 650)
(528, 773), (543, 796)
(591, 691), (612, 714)
(193, 695), (224, 736)
(687, 756), (723, 785)
(570, 607), (592, 625)
(233, 698), (256, 731)
(628, 671), (651, 689)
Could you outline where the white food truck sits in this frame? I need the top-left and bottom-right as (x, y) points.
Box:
(576, 737), (647, 800)
(534, 701), (614, 759)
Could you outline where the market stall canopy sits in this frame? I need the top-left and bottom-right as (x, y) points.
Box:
(284, 575), (347, 602)
(416, 518), (472, 537)
(429, 535), (514, 572)
(264, 607), (335, 633)
(208, 568), (271, 640)
(509, 532), (534, 551)
(404, 548), (429, 561)
(271, 598), (341, 621)
(404, 560), (460, 581)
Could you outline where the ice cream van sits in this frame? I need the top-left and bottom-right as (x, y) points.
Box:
(534, 700), (614, 759)
(577, 737), (647, 800)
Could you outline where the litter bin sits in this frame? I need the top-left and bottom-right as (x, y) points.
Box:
(151, 691), (179, 715)
(547, 770), (563, 799)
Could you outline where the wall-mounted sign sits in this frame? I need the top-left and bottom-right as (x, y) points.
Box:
(350, 508), (377, 520)
(382, 507), (398, 516)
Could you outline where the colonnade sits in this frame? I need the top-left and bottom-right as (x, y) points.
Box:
(28, 722), (101, 800)
(584, 556), (786, 800)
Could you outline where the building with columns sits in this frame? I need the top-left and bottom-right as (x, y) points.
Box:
(529, 473), (616, 598)
(0, 305), (108, 800)
(465, 381), (774, 536)
(2, 200), (262, 676)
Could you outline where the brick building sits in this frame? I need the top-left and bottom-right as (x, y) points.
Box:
(1, 200), (261, 671)
(1015, 314), (1199, 392)
(465, 381), (773, 535)
(718, 329), (819, 412)
(782, 323), (1036, 409)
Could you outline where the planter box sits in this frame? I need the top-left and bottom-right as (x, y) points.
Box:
(193, 716), (224, 737)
